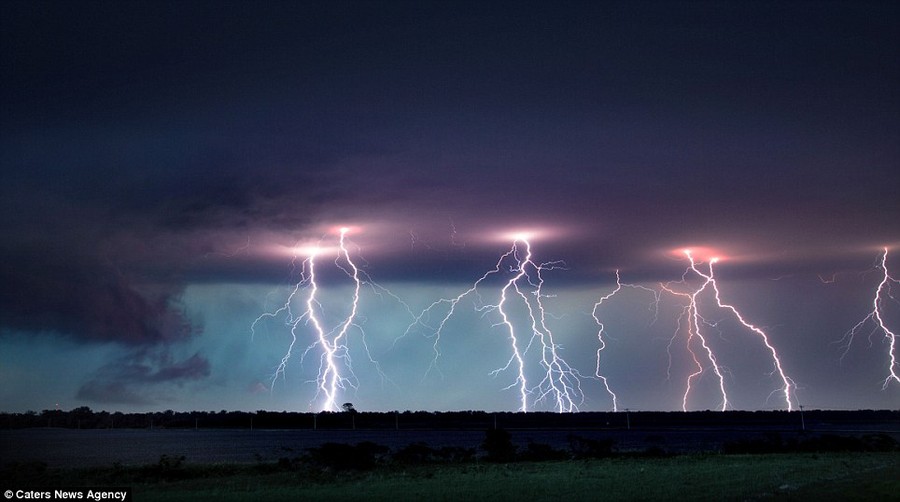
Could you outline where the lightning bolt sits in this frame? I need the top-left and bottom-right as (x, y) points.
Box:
(492, 240), (531, 411)
(251, 243), (349, 411)
(660, 250), (794, 411)
(592, 270), (661, 411)
(400, 247), (511, 381)
(406, 235), (583, 412)
(252, 228), (403, 412)
(304, 247), (348, 411)
(310, 227), (363, 411)
(841, 247), (899, 389)
(705, 260), (795, 411)
(660, 253), (730, 411)
(250, 249), (319, 405)
(524, 243), (584, 412)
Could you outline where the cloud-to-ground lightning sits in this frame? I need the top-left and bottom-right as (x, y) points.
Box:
(840, 247), (899, 389)
(311, 227), (364, 411)
(251, 228), (399, 411)
(492, 239), (531, 411)
(660, 250), (794, 411)
(405, 233), (584, 412)
(592, 270), (661, 411)
(658, 254), (729, 411)
(503, 236), (584, 412)
(246, 225), (899, 413)
(704, 258), (794, 411)
(249, 250), (310, 398)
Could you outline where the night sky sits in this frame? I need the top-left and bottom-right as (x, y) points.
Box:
(2, 1), (898, 413)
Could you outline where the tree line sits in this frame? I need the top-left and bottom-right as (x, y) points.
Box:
(1, 407), (896, 430)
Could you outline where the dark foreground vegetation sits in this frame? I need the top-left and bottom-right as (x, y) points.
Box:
(5, 409), (898, 499)
(2, 407), (898, 430)
(5, 427), (899, 501)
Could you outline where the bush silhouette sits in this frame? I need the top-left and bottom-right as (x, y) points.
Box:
(307, 442), (388, 471)
(436, 446), (477, 463)
(519, 441), (569, 461)
(394, 442), (438, 464)
(482, 428), (517, 462)
(568, 434), (614, 459)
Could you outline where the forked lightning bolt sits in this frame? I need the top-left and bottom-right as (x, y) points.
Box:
(248, 225), (893, 412)
(406, 235), (583, 412)
(841, 247), (899, 389)
(252, 228), (393, 411)
(249, 252), (310, 401)
(592, 270), (660, 411)
(499, 238), (583, 412)
(704, 257), (794, 411)
(659, 253), (730, 411)
(492, 241), (531, 411)
(660, 250), (795, 411)
(313, 228), (363, 411)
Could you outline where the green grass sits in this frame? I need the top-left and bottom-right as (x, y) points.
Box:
(115, 453), (900, 501)
(6, 453), (897, 501)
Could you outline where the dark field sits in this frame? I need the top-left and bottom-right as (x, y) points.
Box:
(3, 409), (898, 467)
(3, 426), (900, 468)
(3, 410), (898, 500)
(3, 451), (898, 501)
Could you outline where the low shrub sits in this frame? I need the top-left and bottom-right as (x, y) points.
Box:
(306, 442), (389, 471)
(518, 441), (569, 461)
(482, 428), (517, 463)
(568, 434), (615, 459)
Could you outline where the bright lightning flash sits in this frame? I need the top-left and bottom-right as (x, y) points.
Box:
(659, 253), (729, 411)
(661, 250), (794, 411)
(406, 235), (583, 412)
(841, 247), (900, 389)
(251, 228), (396, 412)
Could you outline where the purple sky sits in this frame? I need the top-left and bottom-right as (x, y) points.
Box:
(1, 1), (898, 413)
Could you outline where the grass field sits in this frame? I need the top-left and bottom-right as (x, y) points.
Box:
(8, 452), (897, 501)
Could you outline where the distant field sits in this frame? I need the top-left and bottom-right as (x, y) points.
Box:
(134, 453), (900, 501)
(5, 452), (898, 501)
(3, 412), (898, 501)
(4, 425), (899, 468)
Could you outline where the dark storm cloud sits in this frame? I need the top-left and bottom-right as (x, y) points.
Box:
(1, 1), (898, 341)
(76, 350), (211, 405)
(0, 243), (196, 345)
